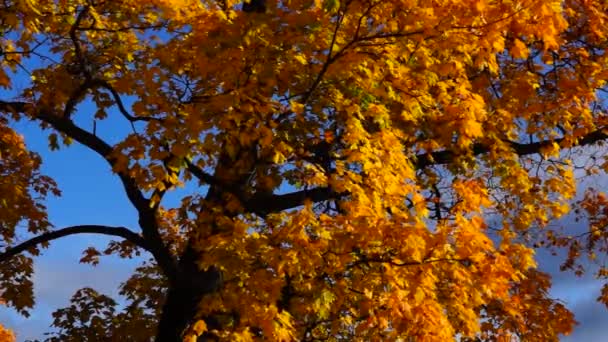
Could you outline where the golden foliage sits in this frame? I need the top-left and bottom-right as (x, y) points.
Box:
(0, 323), (15, 342)
(1, 0), (608, 340)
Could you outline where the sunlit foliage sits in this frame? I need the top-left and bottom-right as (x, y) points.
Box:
(2, 0), (608, 340)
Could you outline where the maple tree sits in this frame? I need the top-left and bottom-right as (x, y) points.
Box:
(2, 0), (608, 340)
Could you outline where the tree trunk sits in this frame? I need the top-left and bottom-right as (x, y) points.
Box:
(155, 246), (222, 341)
(155, 151), (250, 340)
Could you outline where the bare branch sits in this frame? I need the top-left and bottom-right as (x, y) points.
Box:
(0, 225), (149, 264)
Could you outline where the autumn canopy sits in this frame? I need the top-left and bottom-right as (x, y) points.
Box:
(1, 0), (608, 340)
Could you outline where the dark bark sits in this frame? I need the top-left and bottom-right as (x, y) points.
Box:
(242, 0), (266, 13)
(0, 225), (149, 263)
(156, 148), (255, 342)
(155, 246), (222, 341)
(0, 100), (179, 283)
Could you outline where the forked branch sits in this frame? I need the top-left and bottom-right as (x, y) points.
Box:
(0, 100), (178, 282)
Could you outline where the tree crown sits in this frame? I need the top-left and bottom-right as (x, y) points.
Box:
(1, 0), (608, 340)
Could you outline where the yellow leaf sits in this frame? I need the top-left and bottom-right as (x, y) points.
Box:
(294, 54), (308, 65)
(290, 100), (304, 115)
(193, 320), (208, 335)
(511, 38), (529, 59)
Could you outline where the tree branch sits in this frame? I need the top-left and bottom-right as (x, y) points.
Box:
(182, 125), (608, 215)
(259, 129), (608, 213)
(0, 225), (149, 264)
(246, 187), (340, 215)
(34, 106), (150, 209)
(63, 78), (159, 123)
(353, 256), (470, 268)
(186, 158), (342, 216)
(0, 100), (178, 283)
(3, 98), (607, 272)
(414, 131), (608, 169)
(185, 158), (218, 186)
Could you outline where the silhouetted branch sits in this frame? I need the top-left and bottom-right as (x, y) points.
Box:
(0, 225), (149, 264)
(414, 131), (608, 168)
(186, 156), (341, 215)
(0, 100), (178, 283)
(247, 187), (340, 215)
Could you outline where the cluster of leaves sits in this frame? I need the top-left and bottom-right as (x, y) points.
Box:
(0, 117), (58, 315)
(0, 322), (15, 342)
(1, 0), (608, 341)
(44, 261), (164, 341)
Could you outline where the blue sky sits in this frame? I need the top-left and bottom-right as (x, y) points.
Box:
(0, 117), (142, 340)
(1, 118), (607, 340)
